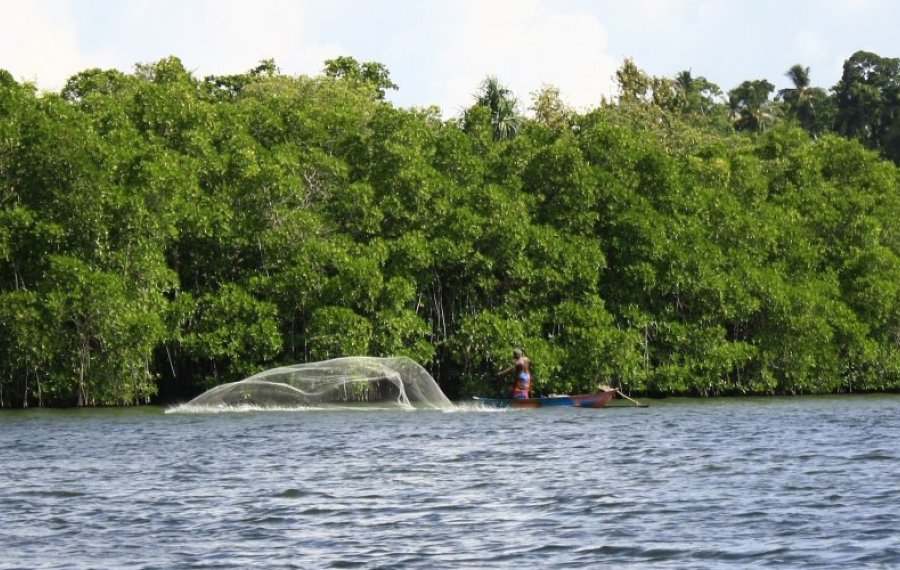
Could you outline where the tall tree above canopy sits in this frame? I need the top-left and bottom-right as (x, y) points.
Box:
(475, 76), (521, 141)
(729, 79), (778, 132)
(134, 56), (194, 85)
(613, 61), (729, 130)
(530, 84), (572, 132)
(779, 65), (810, 117)
(616, 58), (652, 104)
(323, 56), (398, 100)
(777, 64), (833, 138)
(673, 70), (722, 116)
(202, 58), (279, 100)
(833, 50), (900, 162)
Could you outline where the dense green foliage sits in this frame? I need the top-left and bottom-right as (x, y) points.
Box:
(3, 52), (900, 407)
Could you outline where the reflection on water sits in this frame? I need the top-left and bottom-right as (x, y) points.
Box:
(2, 396), (899, 568)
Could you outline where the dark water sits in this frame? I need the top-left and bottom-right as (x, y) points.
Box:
(2, 396), (899, 569)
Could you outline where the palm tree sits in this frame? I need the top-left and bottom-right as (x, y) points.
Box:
(674, 70), (695, 106)
(476, 76), (521, 141)
(674, 70), (722, 116)
(778, 64), (820, 135)
(729, 79), (778, 132)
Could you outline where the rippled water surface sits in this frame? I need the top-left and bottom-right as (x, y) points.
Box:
(2, 396), (899, 568)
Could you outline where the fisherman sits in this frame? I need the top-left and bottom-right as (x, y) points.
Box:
(496, 348), (532, 399)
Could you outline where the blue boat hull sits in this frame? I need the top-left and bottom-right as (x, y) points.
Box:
(473, 390), (615, 409)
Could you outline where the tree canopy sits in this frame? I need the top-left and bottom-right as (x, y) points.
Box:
(2, 52), (900, 407)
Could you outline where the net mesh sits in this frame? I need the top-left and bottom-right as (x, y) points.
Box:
(174, 356), (453, 411)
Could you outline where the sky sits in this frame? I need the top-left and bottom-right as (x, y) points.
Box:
(2, 0), (899, 117)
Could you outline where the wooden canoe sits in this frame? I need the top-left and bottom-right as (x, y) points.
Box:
(473, 389), (615, 409)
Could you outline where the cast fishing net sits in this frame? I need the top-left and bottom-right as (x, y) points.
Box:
(173, 356), (453, 411)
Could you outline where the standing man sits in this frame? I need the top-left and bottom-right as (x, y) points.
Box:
(497, 348), (532, 399)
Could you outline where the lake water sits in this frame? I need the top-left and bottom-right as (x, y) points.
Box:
(2, 396), (899, 569)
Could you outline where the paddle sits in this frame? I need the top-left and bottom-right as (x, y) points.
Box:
(600, 385), (648, 407)
(614, 389), (649, 408)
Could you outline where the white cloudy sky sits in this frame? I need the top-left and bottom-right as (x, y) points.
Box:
(2, 0), (898, 116)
